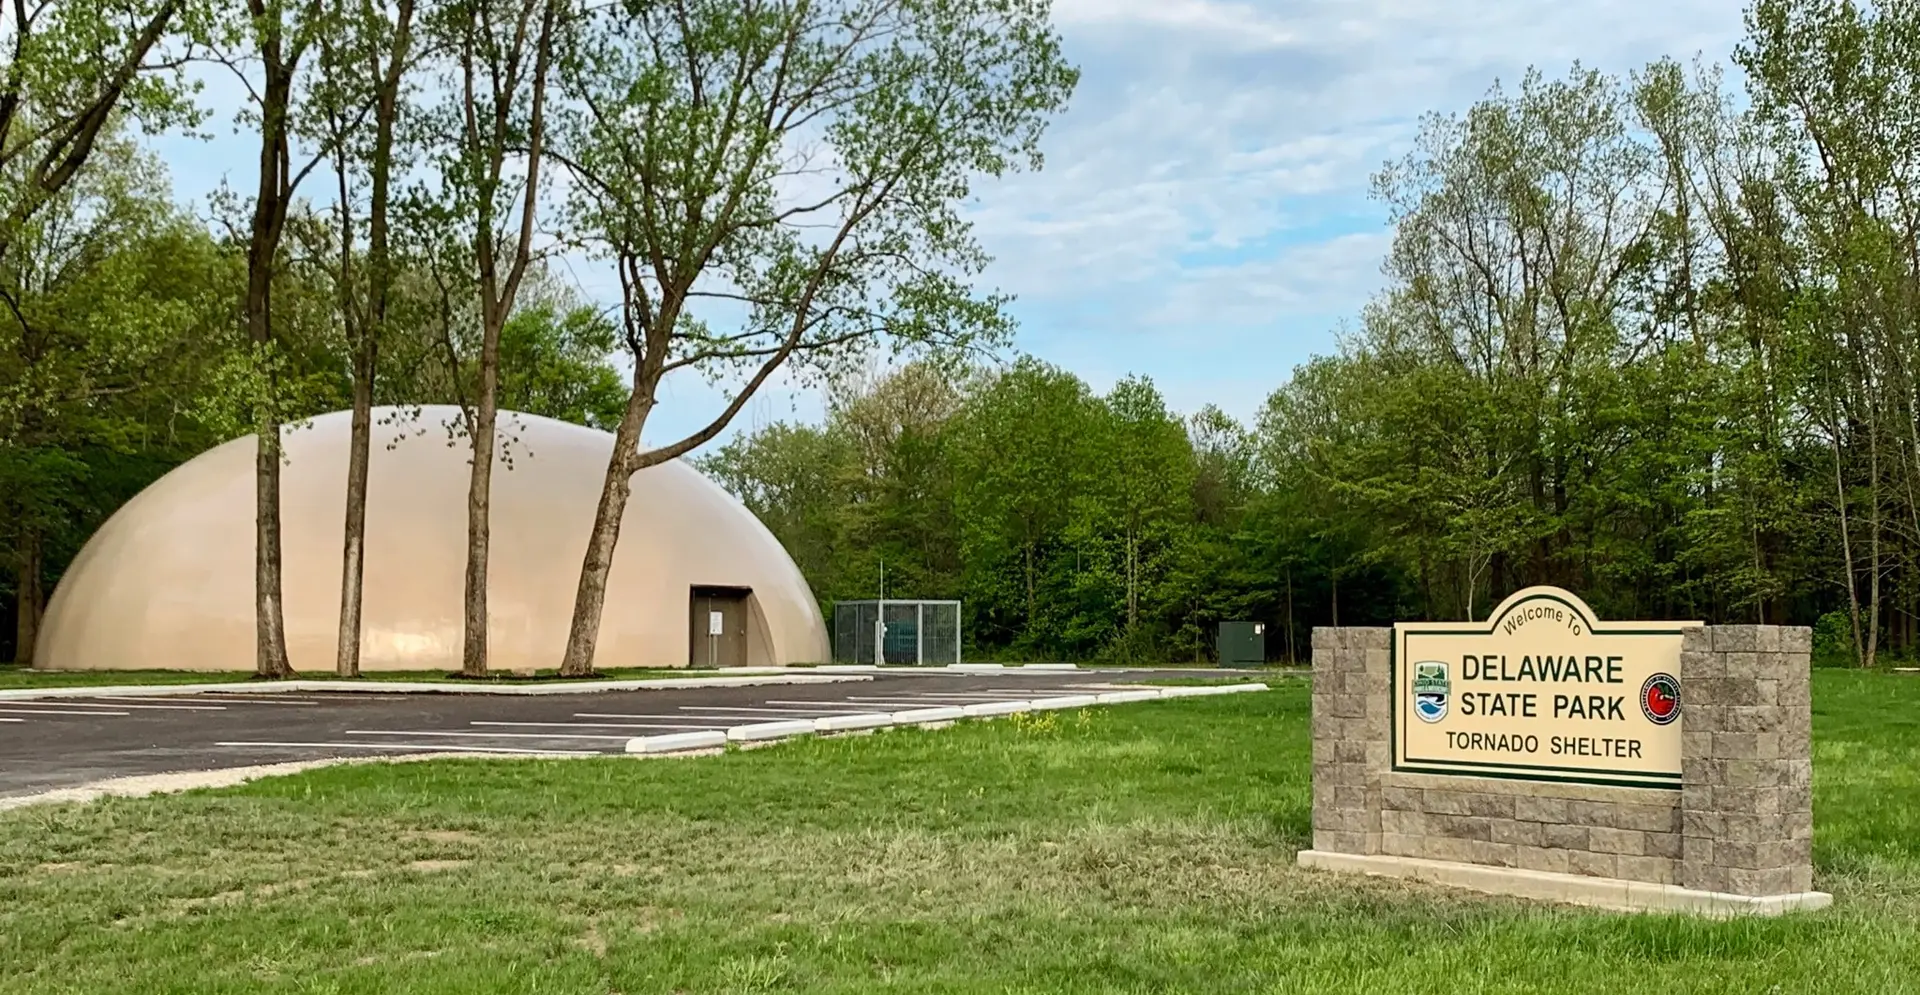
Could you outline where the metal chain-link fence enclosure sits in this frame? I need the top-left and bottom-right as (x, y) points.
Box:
(831, 600), (961, 665)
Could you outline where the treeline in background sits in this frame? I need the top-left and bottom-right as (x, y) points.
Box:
(7, 0), (1920, 668)
(706, 1), (1920, 667)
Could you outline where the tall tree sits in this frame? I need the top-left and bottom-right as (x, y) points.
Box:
(303, 0), (417, 677)
(423, 0), (559, 677)
(951, 359), (1098, 649)
(222, 0), (331, 678)
(548, 0), (1075, 675)
(1079, 376), (1191, 636)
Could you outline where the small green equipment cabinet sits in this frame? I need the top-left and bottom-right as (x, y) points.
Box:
(1217, 621), (1266, 668)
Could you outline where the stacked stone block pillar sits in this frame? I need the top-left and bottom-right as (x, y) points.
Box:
(1309, 626), (1389, 856)
(1677, 625), (1815, 896)
(1309, 623), (1815, 898)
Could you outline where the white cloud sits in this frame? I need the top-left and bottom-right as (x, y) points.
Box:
(1144, 231), (1392, 327)
(142, 0), (1749, 443)
(946, 0), (1746, 427)
(1052, 0), (1305, 47)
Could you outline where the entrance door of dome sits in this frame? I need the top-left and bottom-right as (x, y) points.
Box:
(689, 586), (752, 668)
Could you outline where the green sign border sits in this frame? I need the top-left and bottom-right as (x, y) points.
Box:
(1388, 590), (1692, 792)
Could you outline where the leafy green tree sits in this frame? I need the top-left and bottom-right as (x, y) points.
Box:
(300, 0), (419, 677)
(0, 0), (203, 266)
(546, 0), (1077, 674)
(417, 0), (563, 677)
(0, 135), (228, 664)
(1064, 376), (1192, 657)
(950, 359), (1099, 652)
(496, 297), (627, 429)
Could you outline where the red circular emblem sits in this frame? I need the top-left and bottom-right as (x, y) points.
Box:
(1640, 673), (1680, 725)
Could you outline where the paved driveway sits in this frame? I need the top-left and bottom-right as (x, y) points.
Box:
(0, 669), (1262, 798)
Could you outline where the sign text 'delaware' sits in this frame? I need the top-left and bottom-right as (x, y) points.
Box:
(1393, 587), (1694, 789)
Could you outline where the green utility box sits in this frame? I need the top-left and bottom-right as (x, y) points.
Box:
(1217, 621), (1266, 668)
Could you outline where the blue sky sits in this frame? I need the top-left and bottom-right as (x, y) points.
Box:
(145, 0), (1746, 452)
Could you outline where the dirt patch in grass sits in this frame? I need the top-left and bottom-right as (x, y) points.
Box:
(405, 830), (483, 846)
(406, 859), (471, 873)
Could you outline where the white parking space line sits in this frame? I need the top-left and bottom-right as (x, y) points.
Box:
(837, 699), (1075, 706)
(569, 713), (726, 721)
(60, 700), (228, 711)
(216, 740), (597, 755)
(0, 717), (21, 723)
(758, 697), (1014, 708)
(833, 694), (1070, 706)
(469, 720), (719, 730)
(674, 705), (873, 715)
(184, 695), (324, 705)
(828, 698), (974, 707)
(347, 730), (637, 741)
(0, 707), (132, 717)
(71, 694), (317, 707)
(567, 708), (860, 721)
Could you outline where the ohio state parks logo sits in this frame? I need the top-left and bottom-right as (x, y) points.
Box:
(1411, 661), (1450, 724)
(1640, 672), (1681, 725)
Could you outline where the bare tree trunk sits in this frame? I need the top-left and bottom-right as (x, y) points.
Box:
(457, 0), (555, 678)
(1284, 566), (1295, 665)
(248, 185), (291, 681)
(1126, 527), (1138, 629)
(1465, 552), (1487, 622)
(12, 526), (41, 666)
(1025, 540), (1036, 627)
(255, 418), (293, 678)
(462, 341), (499, 676)
(557, 389), (652, 675)
(332, 140), (370, 680)
(337, 372), (372, 677)
(336, 0), (414, 679)
(1868, 410), (1883, 668)
(1831, 425), (1865, 666)
(244, 0), (301, 680)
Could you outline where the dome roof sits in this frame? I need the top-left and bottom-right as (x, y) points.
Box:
(38, 406), (829, 672)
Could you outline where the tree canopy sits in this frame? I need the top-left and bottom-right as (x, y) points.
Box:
(12, 0), (1920, 669)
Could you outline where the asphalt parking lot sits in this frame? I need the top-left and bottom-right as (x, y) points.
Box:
(0, 669), (1260, 799)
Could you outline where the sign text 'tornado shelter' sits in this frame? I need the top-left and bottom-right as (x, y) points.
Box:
(1393, 587), (1694, 790)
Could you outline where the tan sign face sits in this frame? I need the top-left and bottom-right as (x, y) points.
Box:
(1393, 587), (1695, 789)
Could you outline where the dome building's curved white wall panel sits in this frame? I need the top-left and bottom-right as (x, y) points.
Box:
(37, 406), (830, 672)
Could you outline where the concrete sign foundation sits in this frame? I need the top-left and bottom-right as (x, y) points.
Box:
(1299, 587), (1831, 916)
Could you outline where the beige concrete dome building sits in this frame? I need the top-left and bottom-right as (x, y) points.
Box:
(37, 406), (830, 672)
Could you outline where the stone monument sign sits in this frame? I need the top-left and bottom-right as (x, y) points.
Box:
(1395, 588), (1688, 788)
(1299, 586), (1831, 916)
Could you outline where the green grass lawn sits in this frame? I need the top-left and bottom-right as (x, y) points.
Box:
(0, 666), (762, 690)
(1, 673), (1916, 993)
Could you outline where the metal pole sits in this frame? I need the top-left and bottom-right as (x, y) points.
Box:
(874, 560), (886, 666)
